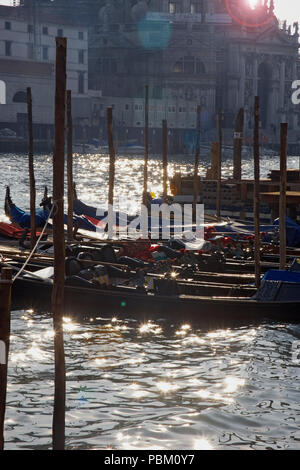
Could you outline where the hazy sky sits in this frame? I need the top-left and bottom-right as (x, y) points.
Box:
(0, 0), (299, 24)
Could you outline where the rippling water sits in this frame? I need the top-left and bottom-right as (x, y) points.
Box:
(1, 151), (300, 450)
(5, 312), (300, 450)
(1, 151), (300, 216)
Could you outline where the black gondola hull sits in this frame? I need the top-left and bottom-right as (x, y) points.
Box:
(11, 277), (300, 327)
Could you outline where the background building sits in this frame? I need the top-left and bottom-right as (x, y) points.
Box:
(0, 3), (91, 141)
(1, 0), (299, 152)
(87, 0), (300, 151)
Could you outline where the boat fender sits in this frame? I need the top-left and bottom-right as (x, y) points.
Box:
(93, 265), (111, 287)
(153, 278), (179, 296)
(65, 257), (82, 276)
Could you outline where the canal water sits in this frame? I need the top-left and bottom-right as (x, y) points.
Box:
(1, 152), (300, 450)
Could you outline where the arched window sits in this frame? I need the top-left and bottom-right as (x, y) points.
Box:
(0, 81), (6, 104)
(195, 59), (205, 74)
(13, 91), (27, 103)
(98, 58), (117, 74)
(78, 73), (85, 94)
(173, 57), (205, 75)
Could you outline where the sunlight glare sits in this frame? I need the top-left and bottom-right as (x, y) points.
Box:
(224, 376), (245, 393)
(156, 381), (178, 393)
(249, 0), (257, 9)
(193, 438), (214, 450)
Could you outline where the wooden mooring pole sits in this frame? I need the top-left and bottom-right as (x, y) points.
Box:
(107, 106), (116, 239)
(280, 123), (288, 270)
(216, 109), (222, 219)
(27, 87), (36, 250)
(0, 267), (12, 451)
(52, 37), (67, 451)
(67, 90), (73, 242)
(193, 106), (201, 223)
(253, 96), (261, 288)
(107, 106), (116, 208)
(162, 119), (168, 203)
(233, 108), (244, 181)
(143, 85), (149, 207)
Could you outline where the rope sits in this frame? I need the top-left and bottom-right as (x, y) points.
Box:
(12, 203), (55, 283)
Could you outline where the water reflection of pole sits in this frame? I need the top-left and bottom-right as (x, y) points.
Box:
(27, 87), (36, 250)
(162, 119), (168, 202)
(0, 267), (12, 451)
(143, 85), (149, 206)
(107, 107), (116, 239)
(253, 96), (261, 288)
(67, 90), (73, 242)
(193, 106), (201, 224)
(233, 108), (244, 181)
(280, 123), (288, 270)
(52, 37), (67, 451)
(216, 109), (222, 219)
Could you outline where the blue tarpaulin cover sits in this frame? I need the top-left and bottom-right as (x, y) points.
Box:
(9, 204), (50, 228)
(256, 266), (300, 302)
(274, 216), (300, 247)
(262, 269), (300, 283)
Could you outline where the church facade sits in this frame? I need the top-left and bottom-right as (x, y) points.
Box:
(14, 1), (300, 150)
(87, 0), (300, 150)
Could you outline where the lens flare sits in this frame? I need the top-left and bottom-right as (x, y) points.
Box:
(249, 0), (257, 9)
(225, 0), (275, 29)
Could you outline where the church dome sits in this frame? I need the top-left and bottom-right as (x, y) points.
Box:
(131, 0), (148, 22)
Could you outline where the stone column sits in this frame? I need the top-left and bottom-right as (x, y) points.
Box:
(292, 61), (299, 129)
(253, 57), (258, 96)
(239, 55), (245, 108)
(279, 60), (285, 109)
(162, 0), (170, 13)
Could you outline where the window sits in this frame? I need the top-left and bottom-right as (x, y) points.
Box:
(5, 41), (12, 57)
(28, 24), (34, 33)
(28, 43), (34, 59)
(125, 104), (130, 110)
(169, 2), (176, 13)
(78, 73), (84, 94)
(0, 81), (6, 105)
(42, 46), (49, 61)
(13, 91), (27, 103)
(98, 58), (117, 74)
(191, 1), (203, 14)
(57, 28), (63, 37)
(152, 86), (162, 99)
(78, 31), (84, 40)
(5, 21), (11, 31)
(173, 57), (205, 75)
(78, 50), (84, 64)
(42, 26), (48, 35)
(110, 59), (117, 73)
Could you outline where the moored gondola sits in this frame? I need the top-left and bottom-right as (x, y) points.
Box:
(10, 271), (300, 326)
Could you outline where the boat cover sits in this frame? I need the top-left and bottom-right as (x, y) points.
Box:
(0, 222), (28, 239)
(262, 269), (300, 283)
(255, 280), (300, 302)
(9, 204), (50, 228)
(273, 216), (300, 247)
